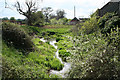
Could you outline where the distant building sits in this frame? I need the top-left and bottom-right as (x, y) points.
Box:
(69, 6), (79, 25)
(98, 0), (120, 17)
(69, 17), (79, 25)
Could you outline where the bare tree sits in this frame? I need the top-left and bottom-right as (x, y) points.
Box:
(42, 7), (53, 23)
(14, 0), (39, 25)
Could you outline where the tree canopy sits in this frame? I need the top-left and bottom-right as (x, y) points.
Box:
(14, 0), (39, 25)
(42, 7), (53, 23)
(56, 9), (66, 20)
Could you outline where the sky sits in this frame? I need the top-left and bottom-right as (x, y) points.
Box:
(0, 0), (110, 19)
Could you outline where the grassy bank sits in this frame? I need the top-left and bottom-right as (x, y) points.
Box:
(20, 24), (74, 62)
(2, 23), (68, 78)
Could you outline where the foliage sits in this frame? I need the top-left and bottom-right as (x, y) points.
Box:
(14, 0), (39, 25)
(49, 13), (56, 19)
(78, 17), (99, 34)
(50, 18), (69, 25)
(59, 49), (71, 61)
(68, 31), (120, 79)
(57, 18), (68, 25)
(31, 11), (45, 27)
(36, 25), (73, 39)
(20, 25), (40, 35)
(31, 37), (64, 70)
(56, 36), (73, 62)
(67, 12), (120, 79)
(2, 42), (48, 78)
(42, 7), (53, 23)
(102, 16), (120, 35)
(50, 18), (57, 25)
(2, 17), (9, 20)
(98, 13), (116, 29)
(90, 9), (99, 18)
(98, 13), (120, 35)
(56, 9), (66, 20)
(10, 17), (16, 22)
(20, 25), (73, 39)
(107, 27), (120, 48)
(2, 22), (34, 54)
(4, 10), (120, 79)
(2, 34), (64, 78)
(10, 17), (15, 21)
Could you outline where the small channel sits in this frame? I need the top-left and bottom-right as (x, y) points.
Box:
(40, 38), (71, 78)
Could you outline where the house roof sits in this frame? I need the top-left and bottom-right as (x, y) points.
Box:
(110, 0), (120, 2)
(71, 17), (79, 22)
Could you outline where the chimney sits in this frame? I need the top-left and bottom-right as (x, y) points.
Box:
(74, 6), (76, 18)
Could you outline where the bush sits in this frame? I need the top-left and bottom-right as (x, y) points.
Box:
(80, 17), (99, 34)
(103, 16), (120, 34)
(31, 11), (45, 27)
(107, 27), (120, 48)
(2, 22), (34, 53)
(68, 31), (120, 79)
(98, 13), (120, 35)
(90, 9), (99, 18)
(98, 13), (116, 29)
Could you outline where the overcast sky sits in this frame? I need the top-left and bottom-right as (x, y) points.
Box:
(0, 0), (110, 19)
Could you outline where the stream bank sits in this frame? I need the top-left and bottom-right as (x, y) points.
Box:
(40, 38), (71, 78)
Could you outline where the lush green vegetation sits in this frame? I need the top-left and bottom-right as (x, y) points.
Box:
(67, 13), (120, 79)
(2, 22), (68, 79)
(2, 7), (120, 79)
(2, 22), (34, 54)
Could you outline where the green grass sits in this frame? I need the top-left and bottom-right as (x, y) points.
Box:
(32, 25), (74, 62)
(45, 25), (74, 28)
(2, 22), (74, 78)
(2, 23), (70, 78)
(21, 25), (73, 33)
(38, 25), (74, 62)
(2, 38), (64, 78)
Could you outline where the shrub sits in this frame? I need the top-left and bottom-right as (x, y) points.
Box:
(31, 11), (45, 27)
(103, 16), (120, 34)
(2, 22), (34, 53)
(68, 31), (120, 79)
(81, 17), (99, 34)
(107, 27), (120, 48)
(10, 17), (16, 23)
(98, 13), (116, 29)
(90, 9), (99, 18)
(97, 13), (120, 35)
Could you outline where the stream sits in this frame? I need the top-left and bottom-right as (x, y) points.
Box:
(40, 38), (71, 78)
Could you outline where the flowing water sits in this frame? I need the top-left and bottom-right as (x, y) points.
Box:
(40, 38), (71, 78)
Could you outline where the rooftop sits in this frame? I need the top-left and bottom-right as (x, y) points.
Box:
(110, 0), (120, 2)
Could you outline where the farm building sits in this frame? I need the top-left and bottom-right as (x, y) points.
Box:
(69, 17), (79, 25)
(98, 0), (120, 17)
